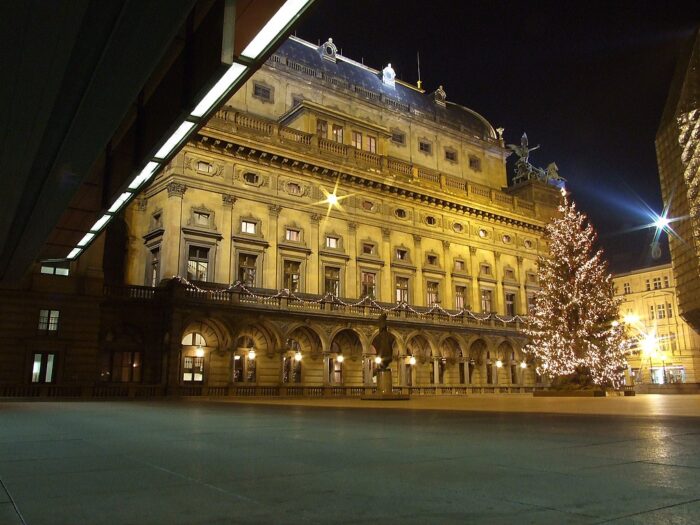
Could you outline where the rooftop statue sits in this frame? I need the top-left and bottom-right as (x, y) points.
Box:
(508, 132), (566, 187)
(382, 63), (396, 87)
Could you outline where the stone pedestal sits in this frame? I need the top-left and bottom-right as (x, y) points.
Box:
(362, 368), (410, 400)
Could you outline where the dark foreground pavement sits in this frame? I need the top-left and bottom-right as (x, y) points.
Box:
(1, 401), (699, 524)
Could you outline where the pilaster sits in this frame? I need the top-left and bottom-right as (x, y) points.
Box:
(267, 204), (281, 289)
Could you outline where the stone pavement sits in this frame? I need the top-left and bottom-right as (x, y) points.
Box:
(1, 398), (700, 524)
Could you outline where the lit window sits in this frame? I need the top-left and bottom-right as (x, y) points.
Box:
(326, 236), (339, 249)
(243, 172), (259, 185)
(328, 356), (343, 384)
(396, 248), (408, 261)
(366, 136), (377, 153)
(38, 309), (60, 333)
(194, 212), (210, 227)
(285, 228), (301, 242)
(361, 271), (376, 298)
(502, 234), (512, 244)
(253, 82), (272, 102)
(287, 182), (302, 195)
(196, 160), (213, 173)
(187, 246), (209, 281)
(283, 261), (301, 292)
(505, 292), (516, 316)
(182, 356), (204, 383)
(351, 131), (362, 149)
(480, 264), (492, 276)
(657, 304), (666, 319)
(317, 119), (328, 138)
(31, 353), (56, 383)
(238, 254), (257, 286)
(324, 267), (340, 296)
(241, 220), (257, 234)
(480, 289), (493, 313)
(653, 277), (661, 290)
(362, 243), (375, 255)
(455, 260), (465, 272)
(623, 282), (631, 294)
(478, 229), (488, 238)
(426, 281), (439, 305)
(395, 276), (409, 303)
(332, 125), (344, 143)
(445, 149), (457, 162)
(419, 140), (432, 154)
(40, 262), (69, 276)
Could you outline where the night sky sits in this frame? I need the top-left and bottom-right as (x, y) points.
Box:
(297, 0), (699, 272)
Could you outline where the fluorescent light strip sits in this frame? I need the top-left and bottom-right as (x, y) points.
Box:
(128, 161), (160, 190)
(241, 0), (310, 59)
(67, 248), (82, 260)
(154, 121), (195, 159)
(77, 232), (95, 247)
(108, 191), (132, 213)
(191, 63), (247, 118)
(90, 214), (111, 233)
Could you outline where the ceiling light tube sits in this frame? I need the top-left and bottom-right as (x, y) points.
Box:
(76, 232), (95, 247)
(128, 161), (160, 190)
(67, 248), (82, 260)
(191, 63), (247, 118)
(108, 191), (132, 213)
(241, 0), (311, 59)
(89, 214), (111, 233)
(154, 121), (195, 159)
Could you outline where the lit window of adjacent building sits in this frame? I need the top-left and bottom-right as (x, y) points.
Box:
(426, 281), (439, 305)
(395, 276), (409, 303)
(664, 275), (670, 288)
(667, 303), (673, 318)
(283, 261), (301, 292)
(623, 282), (631, 294)
(361, 271), (376, 298)
(645, 279), (651, 291)
(396, 248), (408, 261)
(649, 305), (655, 320)
(316, 119), (328, 138)
(351, 131), (362, 149)
(366, 135), (377, 153)
(505, 292), (516, 316)
(480, 289), (493, 313)
(40, 262), (69, 276)
(332, 124), (344, 143)
(285, 228), (301, 242)
(111, 351), (142, 383)
(455, 286), (466, 309)
(238, 254), (257, 286)
(38, 309), (60, 333)
(657, 304), (666, 319)
(418, 140), (432, 154)
(326, 236), (339, 249)
(187, 246), (209, 281)
(324, 267), (340, 296)
(150, 248), (160, 287)
(31, 353), (56, 383)
(653, 277), (662, 290)
(362, 243), (376, 255)
(241, 220), (256, 234)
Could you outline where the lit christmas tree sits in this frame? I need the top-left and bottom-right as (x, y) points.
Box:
(525, 189), (629, 389)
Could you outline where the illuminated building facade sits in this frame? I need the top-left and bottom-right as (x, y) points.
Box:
(656, 29), (700, 332)
(1, 37), (561, 396)
(613, 264), (700, 385)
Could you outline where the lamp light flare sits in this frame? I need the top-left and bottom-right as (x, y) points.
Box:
(325, 193), (339, 206)
(409, 356), (416, 366)
(653, 215), (670, 230)
(294, 351), (302, 362)
(248, 350), (256, 360)
(520, 361), (527, 369)
(195, 346), (205, 358)
(495, 360), (503, 368)
(336, 354), (344, 363)
(374, 356), (382, 365)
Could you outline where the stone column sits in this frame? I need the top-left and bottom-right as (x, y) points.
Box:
(162, 182), (186, 279)
(516, 256), (527, 315)
(309, 213), (321, 294)
(442, 240), (452, 308)
(220, 194), (236, 284)
(413, 234), (423, 305)
(347, 222), (358, 297)
(381, 227), (391, 303)
(469, 246), (480, 312)
(267, 204), (281, 289)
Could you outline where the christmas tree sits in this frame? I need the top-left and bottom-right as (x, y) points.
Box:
(525, 189), (629, 389)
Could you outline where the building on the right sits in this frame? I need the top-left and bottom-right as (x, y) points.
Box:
(656, 29), (700, 331)
(613, 264), (700, 385)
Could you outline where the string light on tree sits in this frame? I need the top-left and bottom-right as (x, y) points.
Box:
(524, 188), (630, 389)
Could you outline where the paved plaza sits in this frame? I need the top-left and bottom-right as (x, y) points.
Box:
(1, 397), (700, 524)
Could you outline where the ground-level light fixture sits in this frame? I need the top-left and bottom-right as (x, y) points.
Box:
(409, 356), (416, 366)
(294, 351), (302, 362)
(520, 361), (527, 369)
(248, 350), (256, 360)
(336, 354), (344, 363)
(374, 356), (382, 365)
(195, 346), (205, 358)
(495, 360), (503, 368)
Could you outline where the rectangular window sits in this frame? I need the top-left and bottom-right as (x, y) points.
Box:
(283, 261), (301, 292)
(38, 309), (60, 332)
(664, 276), (670, 288)
(667, 303), (673, 318)
(391, 131), (405, 145)
(317, 119), (328, 138)
(187, 246), (209, 282)
(283, 355), (302, 384)
(285, 228), (301, 242)
(233, 355), (244, 382)
(649, 305), (655, 320)
(419, 140), (432, 154)
(427, 254), (438, 266)
(454, 260), (465, 272)
(445, 149), (457, 162)
(653, 277), (662, 290)
(352, 131), (362, 149)
(362, 243), (375, 255)
(426, 281), (439, 305)
(469, 156), (481, 171)
(241, 220), (256, 234)
(182, 356), (204, 383)
(253, 83), (272, 101)
(361, 271), (376, 298)
(324, 267), (340, 296)
(238, 254), (257, 286)
(505, 292), (516, 316)
(396, 248), (408, 261)
(40, 263), (69, 276)
(395, 276), (409, 303)
(657, 304), (666, 319)
(527, 294), (536, 314)
(150, 248), (160, 287)
(645, 279), (651, 291)
(480, 289), (493, 313)
(332, 125), (344, 143)
(328, 357), (343, 384)
(623, 282), (631, 294)
(326, 236), (339, 249)
(366, 136), (377, 153)
(504, 269), (516, 280)
(111, 351), (142, 383)
(480, 264), (491, 276)
(455, 286), (466, 309)
(31, 353), (56, 383)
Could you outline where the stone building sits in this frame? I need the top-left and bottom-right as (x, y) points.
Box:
(613, 264), (700, 385)
(1, 37), (561, 396)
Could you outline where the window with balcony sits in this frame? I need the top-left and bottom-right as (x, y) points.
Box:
(324, 267), (340, 296)
(366, 136), (377, 153)
(38, 309), (59, 333)
(283, 261), (301, 292)
(505, 292), (516, 316)
(187, 246), (209, 282)
(351, 131), (362, 149)
(316, 119), (328, 138)
(426, 281), (439, 305)
(332, 125), (344, 143)
(238, 254), (257, 286)
(361, 271), (376, 298)
(149, 247), (160, 287)
(480, 289), (493, 313)
(395, 276), (409, 303)
(455, 286), (466, 309)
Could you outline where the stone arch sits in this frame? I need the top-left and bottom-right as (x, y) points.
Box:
(405, 331), (438, 360)
(180, 318), (225, 349)
(330, 328), (364, 361)
(232, 322), (278, 357)
(286, 324), (324, 360)
(367, 327), (405, 357)
(468, 338), (488, 363)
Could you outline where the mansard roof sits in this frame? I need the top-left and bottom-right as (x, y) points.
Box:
(272, 37), (498, 143)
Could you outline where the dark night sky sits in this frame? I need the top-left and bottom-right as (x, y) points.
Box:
(297, 0), (699, 272)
